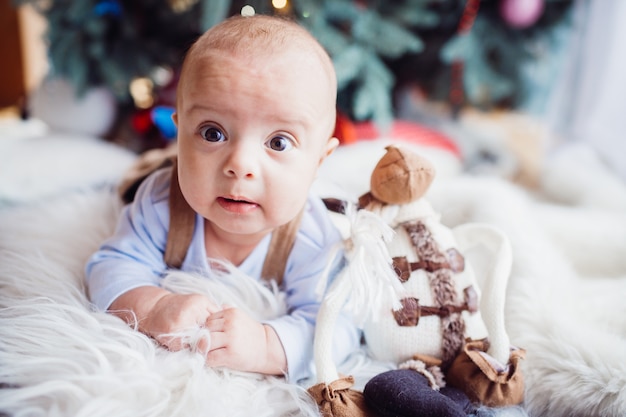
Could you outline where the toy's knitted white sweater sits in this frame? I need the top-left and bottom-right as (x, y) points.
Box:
(362, 198), (489, 367)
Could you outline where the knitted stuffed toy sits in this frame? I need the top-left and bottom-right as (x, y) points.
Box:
(308, 146), (525, 417)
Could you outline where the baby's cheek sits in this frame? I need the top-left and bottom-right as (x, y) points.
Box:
(269, 190), (306, 223)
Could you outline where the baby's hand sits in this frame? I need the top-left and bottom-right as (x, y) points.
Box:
(143, 292), (220, 351)
(203, 306), (287, 376)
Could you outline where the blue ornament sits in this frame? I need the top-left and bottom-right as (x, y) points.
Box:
(151, 106), (177, 140)
(94, 0), (122, 17)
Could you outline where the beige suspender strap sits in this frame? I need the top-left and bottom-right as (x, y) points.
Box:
(165, 159), (304, 285)
(164, 161), (196, 269)
(260, 209), (304, 287)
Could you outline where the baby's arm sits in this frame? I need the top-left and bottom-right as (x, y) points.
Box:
(87, 168), (220, 350)
(110, 286), (220, 351)
(263, 247), (360, 382)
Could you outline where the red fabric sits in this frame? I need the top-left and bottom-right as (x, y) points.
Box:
(335, 116), (461, 159)
(333, 112), (358, 145)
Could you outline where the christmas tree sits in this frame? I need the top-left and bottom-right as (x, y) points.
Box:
(17, 0), (574, 142)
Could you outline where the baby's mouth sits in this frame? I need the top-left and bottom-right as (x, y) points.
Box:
(224, 197), (251, 204)
(217, 196), (258, 214)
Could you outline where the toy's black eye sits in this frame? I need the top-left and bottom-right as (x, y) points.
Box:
(199, 126), (226, 142)
(266, 135), (293, 152)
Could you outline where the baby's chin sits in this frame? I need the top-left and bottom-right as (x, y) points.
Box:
(206, 215), (279, 240)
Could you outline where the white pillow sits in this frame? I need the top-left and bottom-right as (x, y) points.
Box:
(0, 119), (136, 206)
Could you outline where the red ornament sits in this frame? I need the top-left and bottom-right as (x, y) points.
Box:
(499, 0), (545, 29)
(131, 109), (154, 134)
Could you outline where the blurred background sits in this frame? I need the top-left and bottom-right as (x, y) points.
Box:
(1, 0), (625, 188)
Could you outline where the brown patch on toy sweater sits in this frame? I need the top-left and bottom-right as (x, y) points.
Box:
(401, 221), (466, 369)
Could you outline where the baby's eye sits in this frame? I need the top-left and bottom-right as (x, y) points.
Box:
(266, 135), (294, 152)
(199, 126), (226, 142)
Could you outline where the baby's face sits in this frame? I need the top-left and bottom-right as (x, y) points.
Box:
(174, 50), (337, 244)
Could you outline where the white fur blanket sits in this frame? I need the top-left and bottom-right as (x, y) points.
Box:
(1, 136), (625, 417)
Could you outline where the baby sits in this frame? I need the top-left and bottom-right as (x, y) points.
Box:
(85, 14), (359, 383)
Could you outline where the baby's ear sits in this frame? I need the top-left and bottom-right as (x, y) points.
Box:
(320, 136), (339, 165)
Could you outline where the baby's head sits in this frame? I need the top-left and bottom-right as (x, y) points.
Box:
(173, 15), (340, 245)
(176, 14), (337, 134)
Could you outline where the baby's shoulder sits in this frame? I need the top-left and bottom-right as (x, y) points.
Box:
(297, 195), (343, 250)
(134, 166), (172, 206)
(128, 167), (172, 232)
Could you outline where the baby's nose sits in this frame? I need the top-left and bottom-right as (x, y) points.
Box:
(223, 141), (259, 179)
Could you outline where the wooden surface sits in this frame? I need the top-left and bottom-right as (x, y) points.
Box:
(0, 0), (25, 108)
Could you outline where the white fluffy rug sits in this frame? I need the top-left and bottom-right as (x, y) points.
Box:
(1, 138), (625, 417)
(0, 188), (324, 417)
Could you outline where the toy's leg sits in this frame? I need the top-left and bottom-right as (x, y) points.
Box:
(363, 369), (473, 417)
(440, 385), (475, 415)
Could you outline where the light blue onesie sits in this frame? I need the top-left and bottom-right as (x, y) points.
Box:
(85, 167), (360, 382)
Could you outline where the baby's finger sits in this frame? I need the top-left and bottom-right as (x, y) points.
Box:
(206, 303), (222, 314)
(204, 317), (225, 332)
(208, 330), (227, 347)
(205, 345), (229, 368)
(207, 309), (225, 319)
(195, 334), (211, 355)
